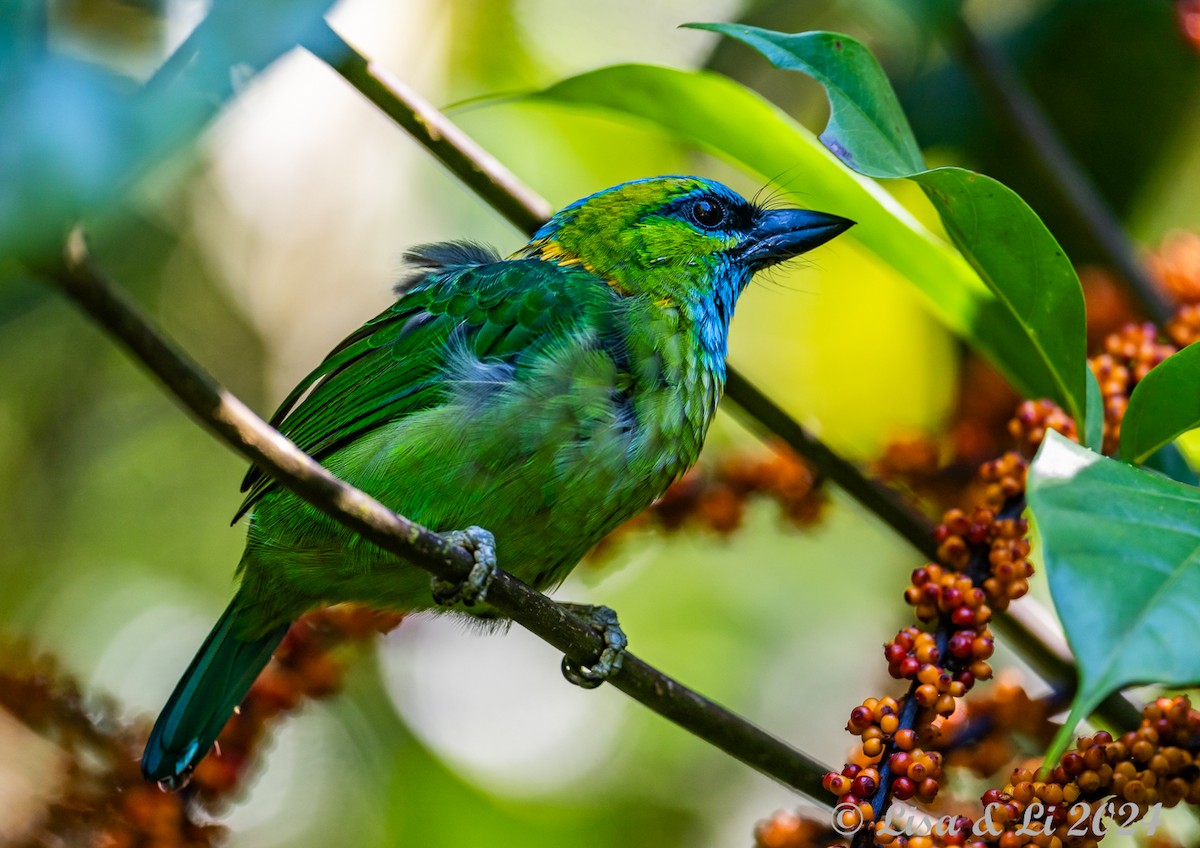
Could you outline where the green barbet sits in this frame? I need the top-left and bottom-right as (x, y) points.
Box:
(142, 175), (852, 787)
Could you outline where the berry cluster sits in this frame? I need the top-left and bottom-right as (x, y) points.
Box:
(827, 699), (946, 811)
(972, 696), (1200, 848)
(753, 809), (839, 848)
(1089, 323), (1177, 452)
(0, 605), (404, 847)
(591, 441), (824, 557)
(1007, 400), (1078, 457)
(1009, 320), (1179, 458)
(852, 696), (1200, 848)
(0, 640), (220, 848)
(1167, 303), (1200, 347)
(823, 454), (1030, 829)
(797, 231), (1200, 848)
(767, 695), (1200, 848)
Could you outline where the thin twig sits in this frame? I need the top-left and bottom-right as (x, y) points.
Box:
(37, 231), (831, 803)
(950, 14), (1172, 323)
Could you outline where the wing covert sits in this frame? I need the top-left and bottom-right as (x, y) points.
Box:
(234, 251), (616, 520)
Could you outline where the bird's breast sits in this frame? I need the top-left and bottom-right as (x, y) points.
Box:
(621, 310), (726, 491)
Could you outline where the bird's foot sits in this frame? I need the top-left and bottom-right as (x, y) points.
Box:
(559, 604), (627, 689)
(431, 526), (497, 607)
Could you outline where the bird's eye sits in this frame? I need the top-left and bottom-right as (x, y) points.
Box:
(689, 198), (727, 229)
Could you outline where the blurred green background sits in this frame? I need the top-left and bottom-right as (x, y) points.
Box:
(2, 0), (1199, 845)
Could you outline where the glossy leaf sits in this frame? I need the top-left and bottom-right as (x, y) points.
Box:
(1120, 342), (1200, 464)
(535, 65), (1067, 404)
(1027, 432), (1200, 762)
(1143, 443), (1199, 486)
(693, 23), (1090, 434)
(685, 24), (924, 178)
(912, 168), (1089, 433)
(1084, 368), (1104, 453)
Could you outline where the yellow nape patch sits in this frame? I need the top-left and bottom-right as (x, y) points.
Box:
(529, 237), (631, 296)
(531, 238), (580, 265)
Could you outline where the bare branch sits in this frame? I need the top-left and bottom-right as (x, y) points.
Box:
(301, 22), (552, 234)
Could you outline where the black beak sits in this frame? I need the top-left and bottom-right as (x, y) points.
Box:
(738, 208), (855, 269)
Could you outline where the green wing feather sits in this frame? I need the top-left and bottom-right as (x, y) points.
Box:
(234, 246), (617, 521)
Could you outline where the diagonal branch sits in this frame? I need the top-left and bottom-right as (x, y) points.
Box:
(299, 22), (552, 234)
(36, 230), (832, 803)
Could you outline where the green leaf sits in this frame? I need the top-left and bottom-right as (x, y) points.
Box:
(1084, 367), (1103, 451)
(691, 24), (1090, 433)
(685, 25), (924, 178)
(534, 65), (1067, 404)
(1120, 342), (1200, 464)
(912, 168), (1088, 427)
(1027, 431), (1200, 762)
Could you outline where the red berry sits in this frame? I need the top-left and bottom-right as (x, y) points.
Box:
(951, 606), (976, 626)
(851, 775), (878, 798)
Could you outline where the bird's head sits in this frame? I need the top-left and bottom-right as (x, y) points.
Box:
(517, 176), (853, 303)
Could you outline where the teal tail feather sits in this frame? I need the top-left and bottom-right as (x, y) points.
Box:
(142, 596), (289, 789)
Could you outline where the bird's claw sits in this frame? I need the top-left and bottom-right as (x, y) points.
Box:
(431, 526), (497, 607)
(559, 604), (627, 689)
